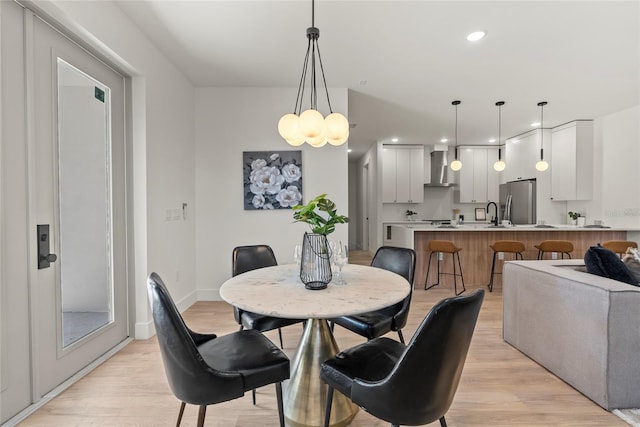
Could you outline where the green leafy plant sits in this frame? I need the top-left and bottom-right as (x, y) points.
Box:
(405, 209), (418, 216)
(292, 194), (348, 235)
(568, 211), (581, 220)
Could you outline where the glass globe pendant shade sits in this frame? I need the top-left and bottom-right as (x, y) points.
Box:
(299, 109), (325, 139)
(535, 160), (549, 172)
(286, 133), (306, 147)
(307, 134), (328, 147)
(493, 160), (506, 172)
(325, 112), (349, 146)
(278, 113), (301, 141)
(450, 159), (462, 171)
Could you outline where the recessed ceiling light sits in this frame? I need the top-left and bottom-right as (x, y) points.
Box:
(391, 138), (399, 142)
(531, 122), (541, 127)
(347, 149), (352, 153)
(467, 31), (486, 42)
(440, 138), (448, 143)
(488, 138), (496, 143)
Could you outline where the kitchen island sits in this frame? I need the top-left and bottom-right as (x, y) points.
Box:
(383, 223), (639, 290)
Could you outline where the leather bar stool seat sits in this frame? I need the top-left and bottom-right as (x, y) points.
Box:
(487, 240), (525, 292)
(534, 240), (574, 260)
(424, 240), (465, 296)
(602, 240), (638, 258)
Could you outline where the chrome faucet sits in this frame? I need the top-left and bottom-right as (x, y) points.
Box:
(487, 201), (498, 226)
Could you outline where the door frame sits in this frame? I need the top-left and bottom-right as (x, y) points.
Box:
(11, 4), (137, 419)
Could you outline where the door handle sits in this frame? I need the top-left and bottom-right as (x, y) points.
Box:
(37, 224), (58, 269)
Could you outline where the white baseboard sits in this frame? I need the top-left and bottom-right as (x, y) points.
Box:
(134, 320), (155, 340)
(197, 288), (223, 301)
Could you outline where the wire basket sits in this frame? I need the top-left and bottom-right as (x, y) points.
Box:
(299, 232), (332, 290)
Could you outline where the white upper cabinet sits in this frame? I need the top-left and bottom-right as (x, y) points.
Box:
(504, 131), (538, 182)
(458, 148), (499, 203)
(551, 121), (593, 200)
(381, 145), (424, 203)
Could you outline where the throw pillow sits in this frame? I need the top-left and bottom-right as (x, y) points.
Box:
(584, 244), (638, 286)
(622, 247), (640, 283)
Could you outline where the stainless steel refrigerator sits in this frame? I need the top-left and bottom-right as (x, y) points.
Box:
(499, 179), (536, 225)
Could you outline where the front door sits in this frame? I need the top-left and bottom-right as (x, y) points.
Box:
(31, 14), (128, 397)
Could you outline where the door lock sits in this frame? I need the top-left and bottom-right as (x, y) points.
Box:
(37, 224), (58, 269)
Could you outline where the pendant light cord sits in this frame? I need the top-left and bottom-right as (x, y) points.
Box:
(497, 101), (504, 161)
(291, 0), (334, 114)
(538, 101), (547, 160)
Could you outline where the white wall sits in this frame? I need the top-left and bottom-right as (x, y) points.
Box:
(41, 0), (197, 338)
(194, 88), (349, 299)
(570, 105), (640, 227)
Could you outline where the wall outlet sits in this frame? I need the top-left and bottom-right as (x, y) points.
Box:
(498, 252), (504, 260)
(438, 252), (443, 261)
(551, 252), (558, 260)
(165, 209), (172, 221)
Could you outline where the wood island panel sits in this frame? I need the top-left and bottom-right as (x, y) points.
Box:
(414, 230), (627, 290)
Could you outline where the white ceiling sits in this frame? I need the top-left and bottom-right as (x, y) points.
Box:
(115, 1), (639, 159)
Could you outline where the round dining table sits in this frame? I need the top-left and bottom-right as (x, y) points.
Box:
(220, 263), (410, 427)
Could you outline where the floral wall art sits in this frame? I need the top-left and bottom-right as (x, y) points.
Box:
(243, 150), (303, 210)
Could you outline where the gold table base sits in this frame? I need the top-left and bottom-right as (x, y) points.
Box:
(284, 319), (358, 427)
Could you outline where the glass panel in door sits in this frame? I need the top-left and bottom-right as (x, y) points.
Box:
(57, 58), (113, 348)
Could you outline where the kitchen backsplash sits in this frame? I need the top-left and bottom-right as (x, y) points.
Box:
(382, 186), (491, 222)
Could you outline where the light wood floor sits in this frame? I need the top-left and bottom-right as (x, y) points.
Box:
(19, 250), (624, 426)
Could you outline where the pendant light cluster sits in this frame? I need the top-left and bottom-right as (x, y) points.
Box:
(448, 100), (551, 173)
(535, 101), (549, 171)
(277, 0), (349, 147)
(449, 100), (462, 171)
(493, 101), (506, 172)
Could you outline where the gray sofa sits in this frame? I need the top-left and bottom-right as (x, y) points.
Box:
(503, 259), (640, 410)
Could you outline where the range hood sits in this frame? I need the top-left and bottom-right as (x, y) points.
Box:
(425, 150), (457, 187)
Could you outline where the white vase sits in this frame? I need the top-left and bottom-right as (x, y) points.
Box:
(577, 217), (586, 227)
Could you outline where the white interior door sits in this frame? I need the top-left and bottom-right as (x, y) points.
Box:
(31, 14), (128, 397)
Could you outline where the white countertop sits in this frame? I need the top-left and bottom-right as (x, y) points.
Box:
(384, 223), (638, 231)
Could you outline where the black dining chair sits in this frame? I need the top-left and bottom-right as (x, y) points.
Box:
(321, 289), (485, 427)
(330, 246), (416, 344)
(147, 273), (289, 427)
(232, 245), (305, 349)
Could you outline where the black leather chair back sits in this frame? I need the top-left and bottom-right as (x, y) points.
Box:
(232, 245), (278, 276)
(147, 273), (244, 405)
(371, 246), (416, 330)
(231, 245), (278, 323)
(351, 289), (484, 426)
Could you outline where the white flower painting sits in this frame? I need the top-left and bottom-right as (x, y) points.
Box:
(243, 151), (303, 210)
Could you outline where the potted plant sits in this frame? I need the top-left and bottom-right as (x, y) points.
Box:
(293, 194), (348, 235)
(292, 194), (348, 289)
(405, 209), (418, 221)
(568, 211), (580, 225)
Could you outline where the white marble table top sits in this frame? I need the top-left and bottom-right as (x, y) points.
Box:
(219, 263), (410, 319)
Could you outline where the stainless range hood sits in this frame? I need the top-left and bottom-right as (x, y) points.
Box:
(425, 150), (457, 187)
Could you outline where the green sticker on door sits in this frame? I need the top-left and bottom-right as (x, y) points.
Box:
(94, 86), (105, 103)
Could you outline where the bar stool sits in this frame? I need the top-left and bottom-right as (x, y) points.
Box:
(424, 240), (466, 296)
(487, 240), (525, 292)
(602, 240), (638, 258)
(534, 240), (574, 260)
